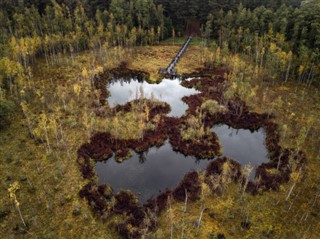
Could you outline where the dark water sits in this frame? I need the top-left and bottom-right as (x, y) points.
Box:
(212, 125), (268, 179)
(107, 78), (199, 117)
(96, 127), (268, 202)
(96, 141), (208, 202)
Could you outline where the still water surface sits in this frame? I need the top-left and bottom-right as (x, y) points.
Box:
(107, 78), (199, 117)
(213, 125), (268, 171)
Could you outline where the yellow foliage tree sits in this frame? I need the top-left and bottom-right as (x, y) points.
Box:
(8, 181), (26, 227)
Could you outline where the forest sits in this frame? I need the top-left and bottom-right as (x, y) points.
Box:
(0, 0), (319, 238)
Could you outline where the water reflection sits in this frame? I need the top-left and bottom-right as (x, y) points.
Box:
(212, 125), (268, 179)
(107, 78), (199, 117)
(96, 141), (209, 202)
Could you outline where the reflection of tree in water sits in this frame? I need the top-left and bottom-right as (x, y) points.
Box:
(138, 152), (147, 164)
(110, 73), (145, 84)
(110, 78), (165, 104)
(195, 158), (201, 165)
(227, 127), (239, 137)
(109, 78), (147, 101)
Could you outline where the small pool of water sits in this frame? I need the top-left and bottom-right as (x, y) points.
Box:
(96, 141), (209, 202)
(212, 125), (268, 179)
(96, 125), (268, 202)
(107, 78), (199, 117)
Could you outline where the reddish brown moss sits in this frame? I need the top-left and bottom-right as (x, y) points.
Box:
(117, 222), (142, 239)
(205, 157), (242, 181)
(173, 171), (202, 201)
(79, 183), (112, 214)
(113, 190), (156, 239)
(182, 66), (228, 78)
(113, 191), (139, 214)
(76, 157), (95, 180)
(144, 189), (173, 214)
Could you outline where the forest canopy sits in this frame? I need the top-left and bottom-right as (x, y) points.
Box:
(0, 0), (319, 103)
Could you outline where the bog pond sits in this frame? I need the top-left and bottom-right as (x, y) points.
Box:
(96, 78), (268, 202)
(106, 78), (199, 117)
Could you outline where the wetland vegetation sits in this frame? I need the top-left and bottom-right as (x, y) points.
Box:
(0, 0), (320, 238)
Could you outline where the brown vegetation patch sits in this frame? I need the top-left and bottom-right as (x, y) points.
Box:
(173, 171), (202, 201)
(112, 99), (171, 117)
(144, 189), (173, 214)
(182, 66), (228, 78)
(113, 191), (139, 214)
(205, 157), (242, 181)
(76, 157), (95, 180)
(79, 183), (112, 214)
(181, 93), (205, 116)
(169, 125), (221, 158)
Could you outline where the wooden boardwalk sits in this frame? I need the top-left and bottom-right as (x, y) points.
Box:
(165, 36), (192, 76)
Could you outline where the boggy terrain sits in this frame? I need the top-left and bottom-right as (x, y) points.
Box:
(77, 65), (306, 238)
